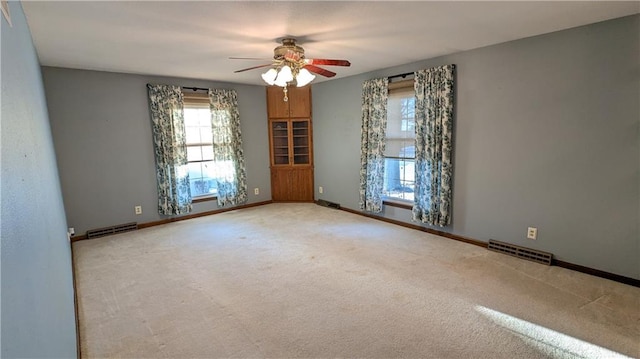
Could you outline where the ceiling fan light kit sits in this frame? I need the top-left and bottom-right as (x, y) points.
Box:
(273, 65), (294, 87)
(296, 68), (315, 87)
(233, 38), (350, 101)
(261, 68), (278, 85)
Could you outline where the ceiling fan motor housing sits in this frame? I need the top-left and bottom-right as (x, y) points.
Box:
(274, 38), (305, 60)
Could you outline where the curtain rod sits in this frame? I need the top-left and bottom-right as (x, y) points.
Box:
(145, 84), (209, 91)
(181, 86), (208, 92)
(388, 65), (457, 80)
(388, 72), (414, 80)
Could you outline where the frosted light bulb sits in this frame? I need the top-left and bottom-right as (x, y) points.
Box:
(261, 68), (277, 85)
(296, 68), (315, 87)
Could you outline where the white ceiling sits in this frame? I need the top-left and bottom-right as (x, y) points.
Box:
(23, 1), (639, 86)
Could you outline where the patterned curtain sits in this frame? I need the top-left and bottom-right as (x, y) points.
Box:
(147, 84), (192, 215)
(208, 89), (248, 207)
(412, 65), (455, 227)
(359, 77), (389, 212)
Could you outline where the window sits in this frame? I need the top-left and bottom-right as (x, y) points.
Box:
(183, 93), (217, 198)
(383, 80), (415, 202)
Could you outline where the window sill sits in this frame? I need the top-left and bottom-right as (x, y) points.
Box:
(383, 199), (412, 210)
(193, 195), (217, 203)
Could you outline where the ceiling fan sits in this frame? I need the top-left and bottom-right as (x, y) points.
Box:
(231, 38), (351, 89)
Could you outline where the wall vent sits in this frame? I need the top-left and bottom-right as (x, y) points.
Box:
(316, 199), (341, 209)
(487, 239), (553, 266)
(86, 222), (138, 239)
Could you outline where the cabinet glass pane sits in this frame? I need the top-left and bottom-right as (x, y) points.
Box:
(271, 121), (289, 165)
(292, 120), (309, 164)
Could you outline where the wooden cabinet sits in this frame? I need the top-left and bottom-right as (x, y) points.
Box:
(270, 167), (314, 201)
(267, 85), (311, 118)
(267, 86), (314, 202)
(270, 119), (312, 165)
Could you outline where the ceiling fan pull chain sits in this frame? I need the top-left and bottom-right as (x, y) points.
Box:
(283, 85), (289, 102)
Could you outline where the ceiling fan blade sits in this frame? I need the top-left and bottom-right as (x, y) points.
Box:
(305, 59), (351, 67)
(234, 64), (272, 73)
(304, 65), (336, 78)
(229, 57), (273, 60)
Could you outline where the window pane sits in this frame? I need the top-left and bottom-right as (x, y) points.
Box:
(183, 108), (200, 127)
(201, 161), (216, 178)
(184, 103), (220, 198)
(400, 97), (415, 132)
(386, 140), (415, 158)
(185, 127), (200, 144)
(201, 178), (217, 195)
(398, 145), (415, 158)
(384, 88), (415, 202)
(194, 108), (210, 126)
(187, 146), (202, 162)
(385, 93), (415, 158)
(383, 158), (415, 202)
(188, 163), (218, 197)
(200, 127), (213, 144)
(201, 145), (214, 161)
(187, 162), (203, 180)
(185, 104), (234, 197)
(190, 178), (215, 197)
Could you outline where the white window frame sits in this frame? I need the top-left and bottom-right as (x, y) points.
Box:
(383, 80), (415, 204)
(183, 92), (217, 199)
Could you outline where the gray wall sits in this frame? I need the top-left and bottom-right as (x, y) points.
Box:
(43, 68), (270, 235)
(313, 15), (640, 279)
(1, 2), (77, 357)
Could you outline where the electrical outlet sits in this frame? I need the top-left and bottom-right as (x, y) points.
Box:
(319, 186), (324, 194)
(68, 227), (75, 236)
(527, 227), (537, 240)
(254, 188), (259, 195)
(135, 206), (142, 215)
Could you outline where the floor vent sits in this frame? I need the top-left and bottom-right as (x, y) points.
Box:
(487, 239), (553, 266)
(86, 222), (138, 239)
(317, 199), (341, 209)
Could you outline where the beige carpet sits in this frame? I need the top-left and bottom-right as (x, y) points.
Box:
(73, 203), (639, 358)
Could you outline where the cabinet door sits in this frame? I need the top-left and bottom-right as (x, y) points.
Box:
(267, 85), (311, 118)
(270, 120), (290, 165)
(289, 168), (314, 201)
(271, 167), (291, 201)
(271, 167), (313, 201)
(266, 86), (290, 118)
(288, 86), (311, 118)
(291, 120), (311, 165)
